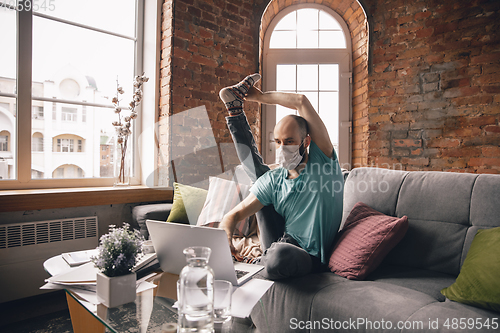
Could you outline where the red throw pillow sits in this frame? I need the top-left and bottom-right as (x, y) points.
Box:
(328, 202), (409, 280)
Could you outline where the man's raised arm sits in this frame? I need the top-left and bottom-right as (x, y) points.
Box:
(247, 87), (334, 158)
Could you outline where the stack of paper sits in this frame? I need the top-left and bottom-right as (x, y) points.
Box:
(42, 252), (159, 306)
(62, 249), (99, 266)
(132, 253), (158, 273)
(46, 262), (98, 291)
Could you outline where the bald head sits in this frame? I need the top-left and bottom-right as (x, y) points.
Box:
(275, 115), (309, 141)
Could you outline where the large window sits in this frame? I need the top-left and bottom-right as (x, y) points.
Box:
(263, 5), (352, 166)
(0, 0), (158, 189)
(270, 8), (346, 49)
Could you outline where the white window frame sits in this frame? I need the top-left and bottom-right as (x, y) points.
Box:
(32, 136), (43, 152)
(56, 138), (74, 153)
(262, 4), (352, 166)
(0, 135), (8, 151)
(0, 0), (161, 190)
(32, 106), (43, 119)
(61, 107), (77, 122)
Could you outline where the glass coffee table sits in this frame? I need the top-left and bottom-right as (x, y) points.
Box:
(43, 255), (257, 333)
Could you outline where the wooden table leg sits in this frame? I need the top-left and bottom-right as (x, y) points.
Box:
(66, 293), (105, 333)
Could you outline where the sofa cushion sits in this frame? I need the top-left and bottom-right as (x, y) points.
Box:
(328, 202), (409, 280)
(441, 227), (500, 313)
(250, 273), (352, 333)
(309, 279), (439, 333)
(387, 171), (478, 276)
(367, 265), (456, 302)
(467, 174), (500, 265)
(403, 299), (499, 332)
(166, 182), (208, 225)
(395, 171), (477, 225)
(341, 167), (408, 228)
(131, 203), (173, 239)
(470, 175), (500, 228)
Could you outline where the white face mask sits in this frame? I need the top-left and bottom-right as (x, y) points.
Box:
(275, 141), (305, 170)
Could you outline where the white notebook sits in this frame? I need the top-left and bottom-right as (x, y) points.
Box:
(62, 249), (99, 267)
(48, 262), (98, 285)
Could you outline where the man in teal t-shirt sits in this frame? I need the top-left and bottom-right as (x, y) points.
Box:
(218, 73), (344, 280)
(250, 140), (343, 265)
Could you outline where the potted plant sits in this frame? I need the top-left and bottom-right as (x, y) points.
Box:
(91, 223), (144, 308)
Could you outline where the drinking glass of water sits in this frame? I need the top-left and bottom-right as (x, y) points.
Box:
(213, 280), (233, 324)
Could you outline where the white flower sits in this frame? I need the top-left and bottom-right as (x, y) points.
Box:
(134, 73), (149, 87)
(117, 87), (125, 94)
(90, 224), (144, 277)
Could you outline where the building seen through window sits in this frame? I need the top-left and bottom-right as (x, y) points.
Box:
(0, 1), (137, 183)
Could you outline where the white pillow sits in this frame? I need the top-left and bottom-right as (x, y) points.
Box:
(196, 176), (254, 237)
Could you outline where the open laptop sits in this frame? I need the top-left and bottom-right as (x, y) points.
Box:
(146, 220), (263, 286)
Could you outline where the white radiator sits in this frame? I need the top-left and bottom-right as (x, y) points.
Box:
(0, 216), (98, 303)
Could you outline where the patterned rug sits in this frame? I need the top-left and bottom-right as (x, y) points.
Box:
(0, 309), (73, 333)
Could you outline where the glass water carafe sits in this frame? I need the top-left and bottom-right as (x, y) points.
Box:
(177, 246), (215, 333)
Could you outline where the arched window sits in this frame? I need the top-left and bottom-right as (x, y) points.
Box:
(0, 131), (9, 151)
(32, 132), (44, 152)
(263, 4), (352, 166)
(53, 164), (84, 178)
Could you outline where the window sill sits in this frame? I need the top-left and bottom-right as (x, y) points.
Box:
(0, 186), (173, 213)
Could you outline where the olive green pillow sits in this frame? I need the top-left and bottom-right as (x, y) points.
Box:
(166, 182), (208, 225)
(441, 226), (500, 313)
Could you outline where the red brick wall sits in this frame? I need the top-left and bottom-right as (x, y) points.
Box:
(159, 0), (266, 186)
(368, 0), (500, 173)
(158, 0), (500, 183)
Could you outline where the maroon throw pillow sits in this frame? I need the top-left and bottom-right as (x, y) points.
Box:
(328, 202), (409, 280)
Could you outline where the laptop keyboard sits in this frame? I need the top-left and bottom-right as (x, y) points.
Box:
(235, 269), (249, 279)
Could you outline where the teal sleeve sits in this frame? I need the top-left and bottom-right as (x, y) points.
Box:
(309, 140), (337, 163)
(249, 172), (273, 206)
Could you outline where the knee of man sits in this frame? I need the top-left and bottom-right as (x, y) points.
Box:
(263, 244), (312, 280)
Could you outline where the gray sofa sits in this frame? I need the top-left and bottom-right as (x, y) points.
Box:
(250, 167), (499, 332)
(132, 167), (499, 332)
